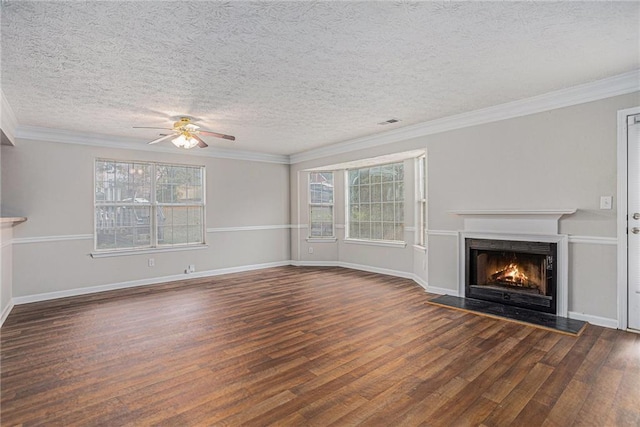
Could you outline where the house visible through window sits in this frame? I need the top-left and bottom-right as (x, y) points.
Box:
(347, 162), (404, 242)
(309, 172), (334, 238)
(95, 159), (205, 252)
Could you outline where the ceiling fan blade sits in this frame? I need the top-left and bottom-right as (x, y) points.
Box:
(147, 134), (174, 145)
(193, 134), (208, 148)
(133, 126), (174, 130)
(199, 129), (236, 141)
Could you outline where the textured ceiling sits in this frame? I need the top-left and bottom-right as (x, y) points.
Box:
(1, 1), (639, 156)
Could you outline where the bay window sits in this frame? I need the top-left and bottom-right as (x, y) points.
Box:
(347, 162), (404, 242)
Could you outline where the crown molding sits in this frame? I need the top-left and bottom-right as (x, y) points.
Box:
(6, 70), (639, 164)
(290, 70), (640, 164)
(13, 125), (290, 164)
(1, 89), (18, 146)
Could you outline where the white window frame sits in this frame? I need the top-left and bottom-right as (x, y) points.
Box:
(416, 155), (427, 247)
(308, 171), (335, 239)
(93, 159), (206, 256)
(346, 161), (405, 244)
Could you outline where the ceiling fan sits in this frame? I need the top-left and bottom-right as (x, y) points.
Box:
(134, 117), (235, 149)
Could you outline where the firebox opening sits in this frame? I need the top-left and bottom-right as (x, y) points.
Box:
(465, 238), (557, 314)
(476, 252), (548, 296)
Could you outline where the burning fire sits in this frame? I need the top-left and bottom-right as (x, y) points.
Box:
(490, 263), (532, 287)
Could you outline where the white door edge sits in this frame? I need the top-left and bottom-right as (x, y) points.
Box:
(617, 106), (640, 331)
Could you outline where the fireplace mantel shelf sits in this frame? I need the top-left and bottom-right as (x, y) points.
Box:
(450, 209), (576, 216)
(0, 217), (27, 226)
(452, 209), (576, 238)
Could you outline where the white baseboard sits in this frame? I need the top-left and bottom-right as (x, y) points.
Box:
(294, 260), (422, 284)
(9, 259), (421, 309)
(425, 284), (460, 297)
(12, 261), (291, 305)
(568, 311), (618, 329)
(0, 300), (15, 327)
(293, 260), (409, 278)
(3, 260), (619, 332)
(293, 262), (619, 330)
(412, 274), (428, 289)
(338, 261), (415, 280)
(290, 260), (339, 268)
(292, 261), (460, 297)
(409, 275), (459, 297)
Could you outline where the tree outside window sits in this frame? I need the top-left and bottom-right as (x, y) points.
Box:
(347, 162), (404, 242)
(95, 159), (205, 252)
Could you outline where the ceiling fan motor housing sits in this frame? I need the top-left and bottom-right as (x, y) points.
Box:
(174, 117), (193, 129)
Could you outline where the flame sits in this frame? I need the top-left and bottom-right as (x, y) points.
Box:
(492, 263), (529, 286)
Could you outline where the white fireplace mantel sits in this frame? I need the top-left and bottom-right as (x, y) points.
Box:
(0, 217), (27, 228)
(453, 209), (575, 318)
(450, 209), (576, 235)
(450, 209), (576, 216)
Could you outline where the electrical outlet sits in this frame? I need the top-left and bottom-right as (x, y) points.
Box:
(308, 247), (314, 254)
(148, 258), (155, 267)
(185, 264), (196, 274)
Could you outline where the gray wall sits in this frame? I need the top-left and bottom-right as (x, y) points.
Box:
(1, 139), (290, 299)
(2, 92), (638, 326)
(291, 92), (640, 323)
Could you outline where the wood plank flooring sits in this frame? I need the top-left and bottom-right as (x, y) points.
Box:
(1, 266), (639, 426)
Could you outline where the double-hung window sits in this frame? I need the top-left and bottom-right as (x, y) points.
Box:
(95, 159), (205, 252)
(308, 172), (334, 238)
(347, 162), (404, 242)
(417, 155), (427, 246)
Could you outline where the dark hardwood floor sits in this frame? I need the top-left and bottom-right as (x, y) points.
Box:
(1, 266), (639, 426)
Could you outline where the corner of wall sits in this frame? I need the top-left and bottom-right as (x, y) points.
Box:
(1, 89), (18, 146)
(1, 223), (15, 328)
(0, 299), (14, 327)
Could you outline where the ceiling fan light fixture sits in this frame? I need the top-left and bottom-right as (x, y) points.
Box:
(172, 133), (199, 149)
(135, 116), (234, 148)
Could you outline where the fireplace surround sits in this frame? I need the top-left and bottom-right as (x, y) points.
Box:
(453, 210), (574, 318)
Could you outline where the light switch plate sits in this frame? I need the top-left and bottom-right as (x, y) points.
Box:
(600, 196), (613, 210)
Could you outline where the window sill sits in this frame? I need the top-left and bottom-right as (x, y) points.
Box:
(91, 244), (209, 258)
(413, 244), (427, 253)
(343, 239), (407, 248)
(306, 237), (338, 243)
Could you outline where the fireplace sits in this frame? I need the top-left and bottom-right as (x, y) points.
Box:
(465, 238), (557, 314)
(454, 210), (573, 317)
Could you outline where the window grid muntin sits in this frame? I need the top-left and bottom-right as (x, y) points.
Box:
(94, 159), (205, 252)
(309, 171), (334, 238)
(347, 162), (404, 242)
